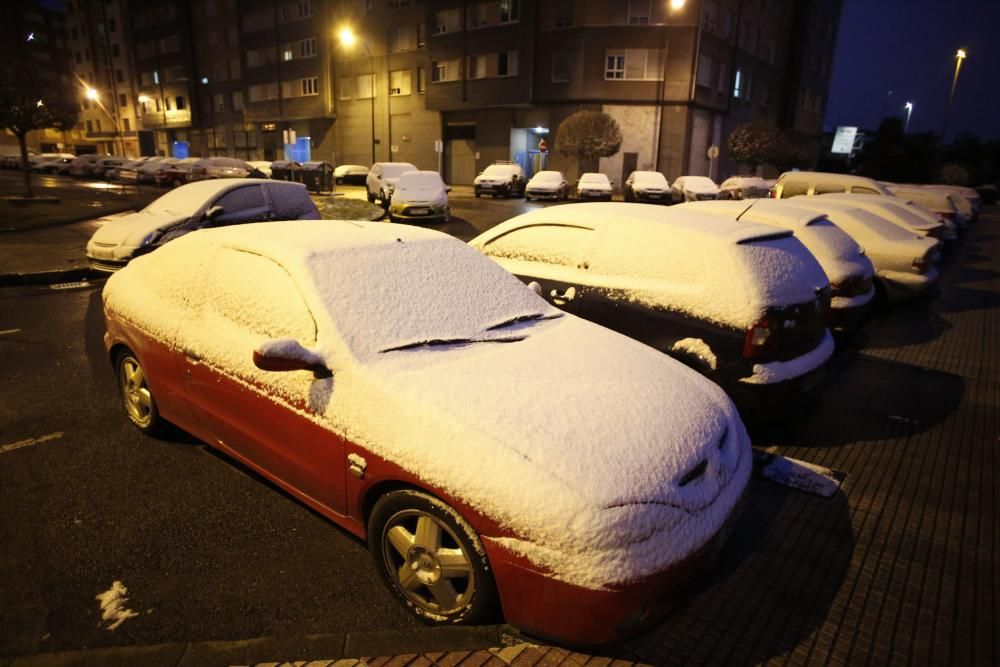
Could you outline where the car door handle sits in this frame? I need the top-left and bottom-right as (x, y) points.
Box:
(550, 286), (577, 304)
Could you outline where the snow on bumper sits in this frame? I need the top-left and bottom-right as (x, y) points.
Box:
(830, 284), (875, 310)
(739, 329), (835, 385)
(487, 417), (752, 591)
(880, 267), (940, 302)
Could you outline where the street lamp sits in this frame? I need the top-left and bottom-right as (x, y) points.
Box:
(904, 101), (913, 133)
(941, 48), (967, 141)
(654, 0), (686, 172)
(81, 82), (123, 156)
(85, 87), (99, 101)
(338, 25), (376, 166)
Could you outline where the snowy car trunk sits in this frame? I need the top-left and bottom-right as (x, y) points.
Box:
(681, 200), (876, 326)
(471, 204), (833, 420)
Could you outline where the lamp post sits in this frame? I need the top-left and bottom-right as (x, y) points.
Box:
(940, 48), (966, 141)
(338, 26), (376, 166)
(83, 85), (123, 156)
(653, 0), (686, 172)
(904, 101), (913, 133)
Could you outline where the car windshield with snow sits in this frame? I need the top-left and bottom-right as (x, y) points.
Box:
(387, 170), (450, 222)
(671, 176), (721, 203)
(85, 180), (320, 272)
(576, 173), (613, 201)
(625, 171), (670, 204)
(101, 219), (752, 646)
(525, 171), (568, 201)
(470, 203), (834, 421)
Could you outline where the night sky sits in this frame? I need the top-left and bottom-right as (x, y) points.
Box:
(825, 0), (1000, 141)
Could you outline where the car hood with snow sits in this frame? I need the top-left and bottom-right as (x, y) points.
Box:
(390, 171), (448, 207)
(630, 171), (670, 191)
(526, 171), (564, 191)
(104, 220), (751, 589)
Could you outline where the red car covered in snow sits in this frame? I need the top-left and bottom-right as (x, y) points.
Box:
(102, 219), (751, 645)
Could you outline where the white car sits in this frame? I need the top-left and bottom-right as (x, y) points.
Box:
(576, 172), (613, 201)
(366, 162), (418, 206)
(682, 199), (876, 329)
(815, 193), (945, 241)
(719, 176), (770, 200)
(29, 153), (77, 173)
(524, 171), (569, 201)
(95, 157), (128, 179)
(473, 162), (527, 198)
(247, 161), (273, 178)
(624, 171), (671, 204)
(387, 170), (450, 222)
(334, 164), (369, 185)
(187, 157), (253, 181)
(68, 155), (104, 177)
(888, 186), (964, 228)
(779, 197), (941, 303)
(670, 176), (720, 203)
(101, 218), (751, 645)
(770, 171), (894, 199)
(132, 157), (181, 183)
(86, 180), (320, 272)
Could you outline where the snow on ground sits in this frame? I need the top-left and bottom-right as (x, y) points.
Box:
(95, 581), (139, 631)
(104, 220), (753, 590)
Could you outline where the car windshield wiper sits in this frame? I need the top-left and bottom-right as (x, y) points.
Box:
(486, 312), (562, 331)
(380, 336), (526, 353)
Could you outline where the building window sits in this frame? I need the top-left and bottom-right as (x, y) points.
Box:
(717, 62), (728, 93)
(389, 0), (410, 6)
(230, 58), (241, 79)
(468, 3), (487, 28)
(111, 43), (119, 57)
(115, 69), (124, 82)
(389, 69), (411, 95)
(468, 55), (486, 80)
(552, 51), (571, 82)
(300, 37), (316, 57)
(214, 93), (225, 112)
(605, 52), (625, 79)
(301, 77), (318, 96)
(417, 67), (426, 92)
(702, 2), (718, 33)
(434, 9), (461, 34)
(604, 49), (662, 80)
(497, 50), (518, 76)
(338, 76), (352, 100)
(232, 90), (244, 110)
(722, 10), (735, 39)
(108, 18), (117, 32)
(732, 68), (742, 98)
(356, 73), (374, 98)
(696, 54), (713, 88)
(628, 0), (650, 24)
(760, 80), (772, 107)
(554, 0), (573, 27)
(431, 59), (459, 82)
(417, 22), (426, 47)
(123, 118), (130, 131)
(155, 98), (161, 112)
(247, 46), (277, 68)
(500, 0), (519, 23)
(164, 65), (185, 82)
(763, 37), (776, 65)
(248, 82), (279, 101)
(389, 25), (416, 52)
(118, 93), (127, 107)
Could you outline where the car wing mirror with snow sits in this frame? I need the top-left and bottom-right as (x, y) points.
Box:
(527, 281), (543, 296)
(445, 185), (452, 192)
(204, 205), (225, 222)
(253, 338), (332, 379)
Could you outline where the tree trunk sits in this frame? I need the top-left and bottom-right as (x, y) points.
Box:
(17, 131), (33, 199)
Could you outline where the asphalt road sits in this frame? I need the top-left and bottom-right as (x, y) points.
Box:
(0, 283), (433, 658)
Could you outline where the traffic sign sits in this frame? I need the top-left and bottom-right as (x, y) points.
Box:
(538, 138), (549, 153)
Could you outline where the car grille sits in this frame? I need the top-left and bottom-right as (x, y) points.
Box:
(696, 193), (718, 201)
(89, 258), (126, 272)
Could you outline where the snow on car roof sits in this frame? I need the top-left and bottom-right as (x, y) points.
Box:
(631, 171), (668, 186)
(531, 171), (563, 181)
(105, 219), (752, 589)
(486, 202), (791, 246)
(579, 172), (610, 183)
(677, 176), (719, 191)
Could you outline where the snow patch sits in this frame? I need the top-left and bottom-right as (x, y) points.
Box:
(740, 329), (834, 385)
(753, 451), (845, 498)
(95, 581), (139, 631)
(671, 338), (718, 370)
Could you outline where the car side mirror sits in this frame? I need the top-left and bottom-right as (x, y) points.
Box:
(527, 281), (543, 296)
(253, 338), (331, 378)
(205, 205), (225, 221)
(445, 186), (452, 192)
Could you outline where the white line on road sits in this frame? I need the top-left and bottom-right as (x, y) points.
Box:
(0, 329), (21, 336)
(0, 432), (64, 455)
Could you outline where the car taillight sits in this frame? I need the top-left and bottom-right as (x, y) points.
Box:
(767, 188), (777, 198)
(743, 316), (778, 359)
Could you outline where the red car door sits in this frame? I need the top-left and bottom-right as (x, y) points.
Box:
(180, 247), (347, 515)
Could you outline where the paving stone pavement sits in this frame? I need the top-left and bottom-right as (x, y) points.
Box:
(2, 210), (996, 667)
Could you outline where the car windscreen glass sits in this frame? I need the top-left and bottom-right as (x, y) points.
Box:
(308, 241), (550, 359)
(142, 187), (216, 217)
(396, 172), (443, 195)
(482, 165), (513, 177)
(381, 164), (417, 179)
(532, 171), (562, 182)
(580, 174), (610, 185)
(633, 172), (668, 188)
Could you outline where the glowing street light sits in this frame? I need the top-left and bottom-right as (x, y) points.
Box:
(904, 101), (913, 133)
(337, 25), (375, 165)
(137, 94), (150, 104)
(669, 0), (686, 10)
(85, 87), (99, 101)
(941, 48), (967, 140)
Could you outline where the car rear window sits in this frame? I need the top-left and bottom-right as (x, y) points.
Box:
(482, 224), (592, 267)
(779, 180), (810, 197)
(482, 165), (514, 177)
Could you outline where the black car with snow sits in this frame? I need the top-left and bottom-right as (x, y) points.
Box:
(470, 203), (834, 421)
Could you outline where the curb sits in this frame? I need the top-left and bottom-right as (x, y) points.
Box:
(0, 267), (98, 288)
(1, 626), (515, 667)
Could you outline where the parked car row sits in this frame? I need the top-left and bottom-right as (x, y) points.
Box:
(95, 168), (980, 648)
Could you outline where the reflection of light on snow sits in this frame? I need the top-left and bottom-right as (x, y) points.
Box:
(95, 581), (140, 631)
(83, 182), (121, 190)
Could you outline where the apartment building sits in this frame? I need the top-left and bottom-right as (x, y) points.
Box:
(1, 1), (74, 154)
(335, 0), (840, 184)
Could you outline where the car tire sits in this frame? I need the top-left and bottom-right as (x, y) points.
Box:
(115, 349), (164, 436)
(525, 195), (532, 202)
(474, 191), (481, 198)
(367, 190), (376, 203)
(368, 489), (499, 626)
